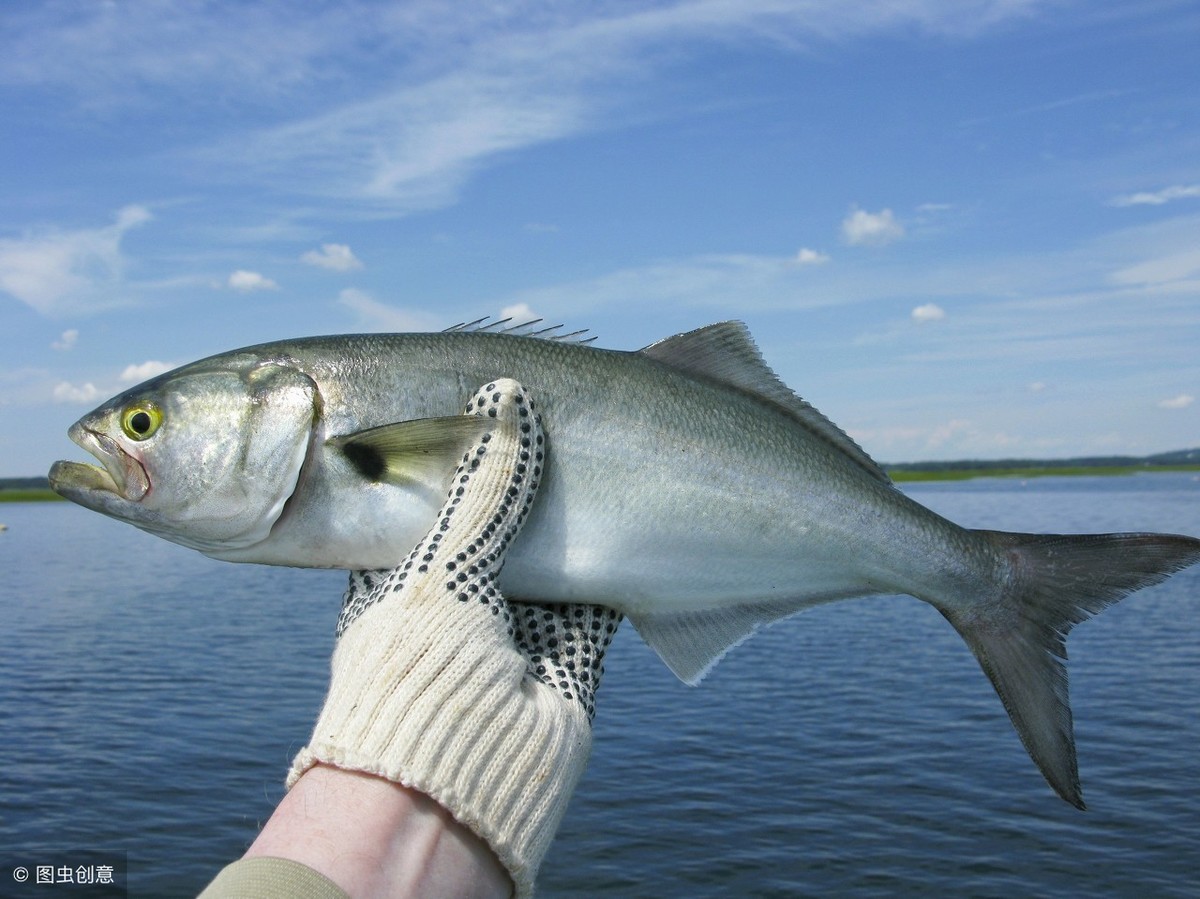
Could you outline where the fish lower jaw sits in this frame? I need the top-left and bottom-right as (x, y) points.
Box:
(48, 459), (127, 502)
(59, 426), (151, 502)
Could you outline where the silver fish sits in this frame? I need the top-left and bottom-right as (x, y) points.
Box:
(50, 320), (1200, 808)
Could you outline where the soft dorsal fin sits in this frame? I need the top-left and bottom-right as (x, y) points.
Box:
(640, 322), (891, 484)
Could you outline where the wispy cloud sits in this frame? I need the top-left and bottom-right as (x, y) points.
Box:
(4, 2), (1047, 102)
(220, 67), (593, 212)
(227, 270), (279, 292)
(301, 243), (363, 271)
(1158, 393), (1194, 410)
(842, 208), (905, 247)
(1109, 247), (1200, 286)
(337, 288), (442, 331)
(850, 417), (1022, 457)
(96, 1), (1050, 214)
(504, 252), (817, 318)
(0, 2), (355, 103)
(1110, 184), (1200, 207)
(0, 206), (150, 316)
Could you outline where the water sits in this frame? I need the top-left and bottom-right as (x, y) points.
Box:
(2, 474), (1198, 897)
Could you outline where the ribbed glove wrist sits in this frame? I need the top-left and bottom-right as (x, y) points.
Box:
(288, 379), (619, 897)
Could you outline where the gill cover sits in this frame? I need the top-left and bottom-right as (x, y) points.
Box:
(128, 361), (319, 553)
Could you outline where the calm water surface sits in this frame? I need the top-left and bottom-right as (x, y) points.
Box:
(2, 474), (1198, 897)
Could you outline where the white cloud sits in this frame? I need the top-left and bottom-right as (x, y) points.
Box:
(911, 302), (946, 323)
(499, 302), (541, 324)
(795, 248), (830, 266)
(337, 288), (441, 332)
(842, 208), (905, 247)
(1158, 394), (1194, 410)
(227, 270), (279, 292)
(0, 205), (151, 316)
(1111, 184), (1200, 207)
(301, 243), (363, 271)
(52, 329), (79, 351)
(120, 361), (173, 383)
(52, 381), (104, 404)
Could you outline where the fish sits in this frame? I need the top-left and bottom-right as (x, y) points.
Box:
(50, 319), (1200, 808)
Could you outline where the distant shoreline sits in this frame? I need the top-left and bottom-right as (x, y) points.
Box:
(4, 464), (1199, 503)
(887, 464), (1200, 483)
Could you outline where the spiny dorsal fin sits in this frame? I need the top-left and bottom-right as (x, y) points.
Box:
(328, 416), (491, 496)
(444, 316), (597, 344)
(640, 322), (891, 484)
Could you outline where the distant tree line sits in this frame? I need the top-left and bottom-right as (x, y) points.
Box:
(885, 447), (1200, 474)
(0, 477), (54, 490)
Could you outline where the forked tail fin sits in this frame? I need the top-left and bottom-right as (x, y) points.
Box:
(940, 530), (1200, 809)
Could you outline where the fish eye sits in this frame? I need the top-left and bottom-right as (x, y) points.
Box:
(121, 402), (163, 441)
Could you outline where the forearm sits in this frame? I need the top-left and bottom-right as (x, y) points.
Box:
(243, 764), (511, 899)
(204, 381), (612, 899)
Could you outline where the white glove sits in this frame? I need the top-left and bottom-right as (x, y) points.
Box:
(288, 379), (621, 897)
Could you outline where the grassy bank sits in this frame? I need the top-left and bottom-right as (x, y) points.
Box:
(0, 489), (65, 503)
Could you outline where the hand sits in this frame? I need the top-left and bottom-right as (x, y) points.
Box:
(288, 379), (622, 897)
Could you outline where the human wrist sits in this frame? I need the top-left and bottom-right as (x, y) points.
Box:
(249, 764), (511, 899)
(289, 594), (592, 896)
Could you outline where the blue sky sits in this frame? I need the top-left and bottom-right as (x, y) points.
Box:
(2, 0), (1198, 477)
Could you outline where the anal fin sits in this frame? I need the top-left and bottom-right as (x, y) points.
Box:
(631, 594), (857, 685)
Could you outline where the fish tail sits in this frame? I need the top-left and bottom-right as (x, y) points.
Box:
(940, 530), (1200, 809)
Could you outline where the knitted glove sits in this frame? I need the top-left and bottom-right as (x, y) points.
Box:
(288, 379), (622, 898)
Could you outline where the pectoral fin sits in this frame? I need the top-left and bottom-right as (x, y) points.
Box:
(330, 416), (492, 492)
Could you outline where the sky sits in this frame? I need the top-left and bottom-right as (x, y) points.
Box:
(2, 0), (1198, 477)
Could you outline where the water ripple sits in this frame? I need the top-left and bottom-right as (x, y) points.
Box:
(2, 475), (1198, 896)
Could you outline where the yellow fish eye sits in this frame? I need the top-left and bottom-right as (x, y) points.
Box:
(121, 402), (163, 440)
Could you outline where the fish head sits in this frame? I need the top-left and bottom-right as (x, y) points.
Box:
(49, 356), (320, 554)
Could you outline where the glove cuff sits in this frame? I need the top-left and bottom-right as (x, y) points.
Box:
(288, 594), (591, 898)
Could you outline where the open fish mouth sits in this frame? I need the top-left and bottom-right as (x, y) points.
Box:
(49, 424), (151, 503)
